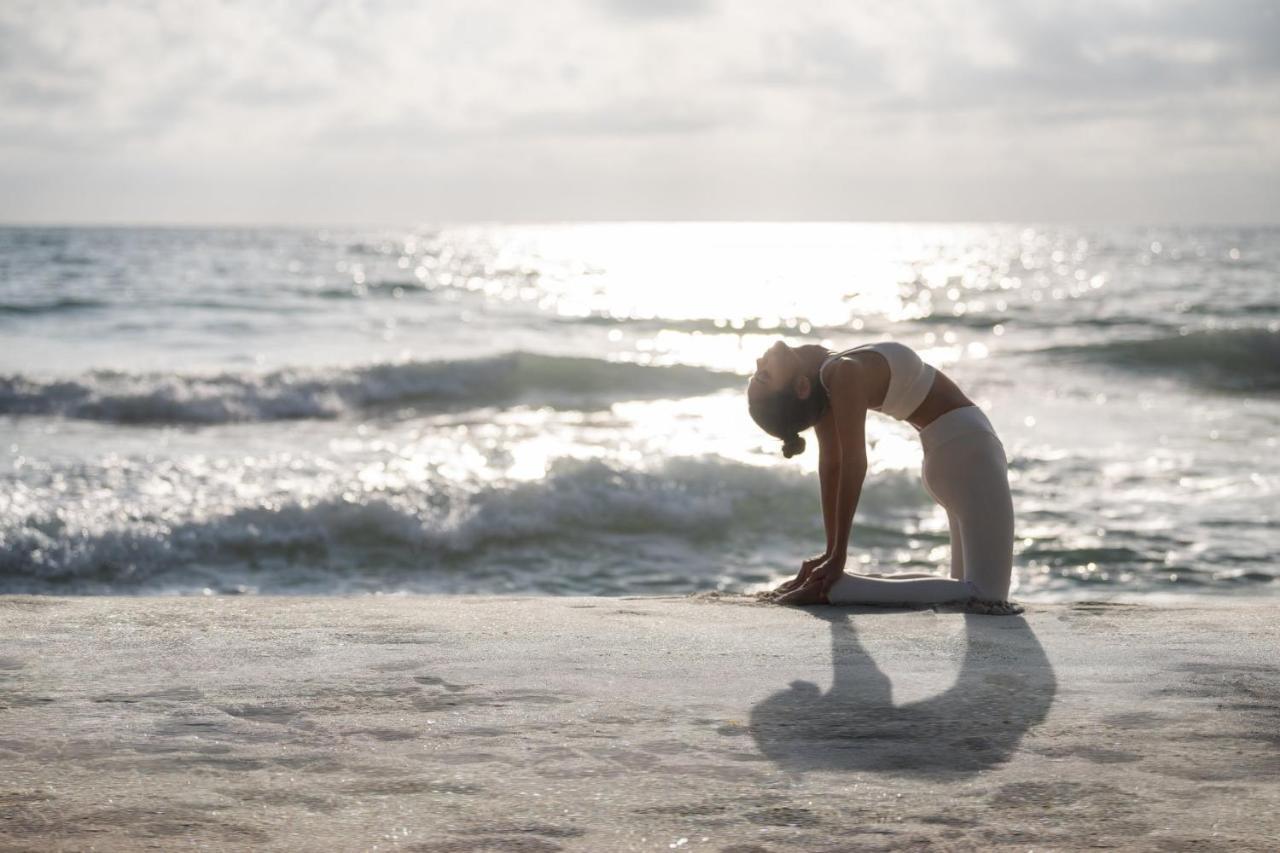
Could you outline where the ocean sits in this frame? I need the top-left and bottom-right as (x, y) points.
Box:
(1, 223), (1276, 599)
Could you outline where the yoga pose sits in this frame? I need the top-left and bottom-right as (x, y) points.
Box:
(747, 340), (1014, 606)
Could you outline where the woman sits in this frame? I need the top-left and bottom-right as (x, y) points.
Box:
(747, 339), (1014, 606)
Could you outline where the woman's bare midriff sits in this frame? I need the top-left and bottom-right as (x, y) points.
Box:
(845, 351), (974, 432)
(906, 370), (974, 431)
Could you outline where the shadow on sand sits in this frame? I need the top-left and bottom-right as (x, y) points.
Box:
(750, 610), (1056, 778)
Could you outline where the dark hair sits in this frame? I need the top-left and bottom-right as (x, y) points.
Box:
(748, 375), (829, 458)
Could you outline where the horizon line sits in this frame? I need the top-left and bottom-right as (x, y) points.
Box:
(2, 217), (1278, 230)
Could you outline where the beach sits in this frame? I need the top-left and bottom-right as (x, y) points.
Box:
(5, 3), (1280, 849)
(2, 595), (1278, 851)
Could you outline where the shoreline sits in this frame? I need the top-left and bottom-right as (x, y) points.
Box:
(2, 587), (1270, 603)
(2, 595), (1278, 851)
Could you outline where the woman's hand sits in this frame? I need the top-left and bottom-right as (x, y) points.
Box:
(800, 553), (829, 573)
(771, 553), (829, 595)
(774, 556), (846, 605)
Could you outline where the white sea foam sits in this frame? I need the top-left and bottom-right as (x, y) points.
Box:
(0, 457), (930, 593)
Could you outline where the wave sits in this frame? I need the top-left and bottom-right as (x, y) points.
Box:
(309, 280), (428, 299)
(1042, 328), (1280, 392)
(0, 353), (744, 425)
(555, 314), (835, 335)
(551, 314), (902, 342)
(0, 457), (929, 593)
(0, 297), (108, 316)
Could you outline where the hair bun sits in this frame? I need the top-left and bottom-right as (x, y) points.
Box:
(781, 434), (806, 458)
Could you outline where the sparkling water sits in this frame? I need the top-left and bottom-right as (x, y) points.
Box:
(2, 223), (1276, 598)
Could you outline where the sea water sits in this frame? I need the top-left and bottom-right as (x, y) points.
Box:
(1, 223), (1276, 598)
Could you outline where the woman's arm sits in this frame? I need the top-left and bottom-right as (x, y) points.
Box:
(814, 412), (841, 558)
(794, 360), (870, 598)
(829, 450), (869, 568)
(777, 415), (841, 592)
(770, 412), (840, 595)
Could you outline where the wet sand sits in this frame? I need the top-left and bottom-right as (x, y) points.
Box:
(1, 595), (1278, 851)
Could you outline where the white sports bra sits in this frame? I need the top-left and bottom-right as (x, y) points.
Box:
(818, 341), (937, 421)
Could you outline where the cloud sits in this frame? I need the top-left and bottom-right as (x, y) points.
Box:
(0, 0), (1276, 222)
(506, 99), (736, 137)
(926, 0), (1280, 106)
(595, 0), (715, 20)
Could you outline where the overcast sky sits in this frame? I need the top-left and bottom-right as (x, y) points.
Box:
(1, 0), (1277, 224)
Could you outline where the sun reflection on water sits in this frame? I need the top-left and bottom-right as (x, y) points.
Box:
(3, 223), (1278, 597)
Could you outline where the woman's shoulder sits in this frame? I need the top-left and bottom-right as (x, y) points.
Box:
(819, 341), (880, 371)
(818, 349), (871, 395)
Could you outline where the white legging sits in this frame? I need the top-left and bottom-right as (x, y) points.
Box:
(827, 406), (1015, 604)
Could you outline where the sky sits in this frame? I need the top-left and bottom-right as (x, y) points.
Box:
(1, 0), (1277, 225)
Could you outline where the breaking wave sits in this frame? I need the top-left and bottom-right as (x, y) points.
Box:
(0, 457), (930, 593)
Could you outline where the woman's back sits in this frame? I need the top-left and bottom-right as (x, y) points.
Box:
(821, 342), (974, 431)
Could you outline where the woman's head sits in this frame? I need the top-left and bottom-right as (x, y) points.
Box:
(747, 341), (828, 457)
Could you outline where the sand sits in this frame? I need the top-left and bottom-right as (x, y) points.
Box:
(1, 594), (1278, 852)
